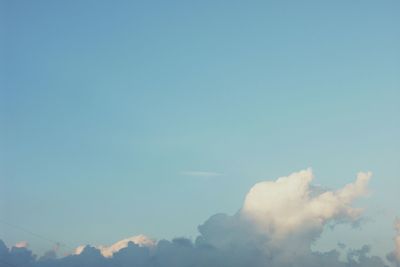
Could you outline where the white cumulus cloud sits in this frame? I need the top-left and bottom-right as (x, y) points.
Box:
(97, 235), (155, 257)
(14, 241), (29, 248)
(1, 169), (391, 267)
(241, 169), (371, 242)
(74, 235), (155, 258)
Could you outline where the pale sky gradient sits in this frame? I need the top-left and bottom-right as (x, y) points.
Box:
(1, 0), (399, 259)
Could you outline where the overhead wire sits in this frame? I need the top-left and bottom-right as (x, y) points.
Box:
(0, 219), (75, 267)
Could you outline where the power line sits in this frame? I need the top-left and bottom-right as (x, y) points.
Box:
(0, 219), (73, 250)
(0, 219), (76, 267)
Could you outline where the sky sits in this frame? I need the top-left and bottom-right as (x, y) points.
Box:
(0, 0), (399, 265)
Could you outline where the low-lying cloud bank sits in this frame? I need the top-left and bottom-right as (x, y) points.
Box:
(74, 234), (156, 258)
(1, 169), (397, 267)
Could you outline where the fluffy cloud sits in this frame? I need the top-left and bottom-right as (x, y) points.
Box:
(74, 235), (155, 257)
(0, 169), (392, 267)
(387, 218), (400, 266)
(241, 169), (370, 242)
(197, 169), (376, 266)
(14, 241), (29, 248)
(0, 240), (36, 267)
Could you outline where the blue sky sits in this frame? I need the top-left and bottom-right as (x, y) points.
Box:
(1, 0), (399, 259)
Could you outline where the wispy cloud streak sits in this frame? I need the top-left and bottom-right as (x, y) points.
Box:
(180, 171), (223, 177)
